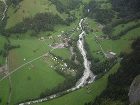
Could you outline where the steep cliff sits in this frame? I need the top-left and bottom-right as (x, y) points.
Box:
(129, 75), (140, 105)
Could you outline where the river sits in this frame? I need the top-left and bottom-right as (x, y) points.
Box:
(75, 18), (95, 88)
(19, 18), (96, 105)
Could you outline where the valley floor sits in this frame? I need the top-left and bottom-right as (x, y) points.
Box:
(0, 0), (140, 105)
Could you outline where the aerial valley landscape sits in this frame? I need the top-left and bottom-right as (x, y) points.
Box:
(0, 0), (140, 105)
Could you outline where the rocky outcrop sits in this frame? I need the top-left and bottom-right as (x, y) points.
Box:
(129, 75), (140, 105)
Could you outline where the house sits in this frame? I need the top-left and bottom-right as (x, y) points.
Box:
(105, 51), (117, 59)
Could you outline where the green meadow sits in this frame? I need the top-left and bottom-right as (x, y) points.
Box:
(52, 48), (71, 60)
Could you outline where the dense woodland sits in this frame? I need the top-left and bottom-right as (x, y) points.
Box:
(7, 13), (64, 34)
(85, 0), (140, 24)
(111, 0), (140, 18)
(0, 1), (4, 18)
(84, 0), (114, 24)
(49, 0), (81, 13)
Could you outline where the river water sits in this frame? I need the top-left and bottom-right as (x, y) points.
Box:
(19, 18), (96, 105)
(76, 18), (95, 88)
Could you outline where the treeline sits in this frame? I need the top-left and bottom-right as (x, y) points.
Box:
(86, 38), (140, 105)
(103, 21), (140, 39)
(84, 0), (115, 24)
(10, 0), (23, 6)
(65, 12), (77, 26)
(49, 0), (81, 13)
(0, 41), (20, 58)
(0, 1), (7, 34)
(7, 13), (64, 35)
(112, 23), (140, 40)
(0, 39), (20, 66)
(103, 18), (138, 35)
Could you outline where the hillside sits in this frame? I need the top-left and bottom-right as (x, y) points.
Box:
(6, 0), (65, 28)
(129, 75), (140, 105)
(0, 0), (140, 105)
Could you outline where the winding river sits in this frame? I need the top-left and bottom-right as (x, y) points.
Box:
(76, 18), (95, 88)
(19, 19), (95, 105)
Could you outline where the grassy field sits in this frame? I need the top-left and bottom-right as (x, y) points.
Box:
(8, 37), (52, 70)
(122, 27), (140, 39)
(51, 48), (71, 60)
(100, 27), (140, 55)
(10, 59), (65, 104)
(35, 63), (120, 105)
(0, 58), (65, 105)
(0, 79), (10, 105)
(112, 20), (140, 36)
(6, 0), (67, 28)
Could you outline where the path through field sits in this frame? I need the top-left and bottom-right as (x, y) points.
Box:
(0, 48), (55, 82)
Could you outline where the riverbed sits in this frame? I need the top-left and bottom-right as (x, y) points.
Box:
(19, 18), (96, 105)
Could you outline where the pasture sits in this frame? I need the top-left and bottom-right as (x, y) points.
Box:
(0, 33), (73, 104)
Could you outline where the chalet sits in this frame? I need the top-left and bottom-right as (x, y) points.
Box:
(105, 51), (117, 59)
